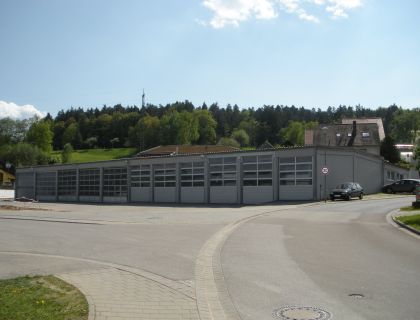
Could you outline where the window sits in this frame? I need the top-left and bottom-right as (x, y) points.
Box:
(279, 156), (313, 186)
(36, 172), (56, 196)
(103, 167), (127, 197)
(243, 155), (272, 187)
(79, 168), (100, 196)
(58, 170), (77, 196)
(154, 163), (176, 187)
(180, 162), (204, 187)
(209, 157), (237, 186)
(131, 165), (151, 187)
(362, 132), (370, 138)
(336, 133), (341, 137)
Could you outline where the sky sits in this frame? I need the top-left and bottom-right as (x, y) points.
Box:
(0, 0), (419, 119)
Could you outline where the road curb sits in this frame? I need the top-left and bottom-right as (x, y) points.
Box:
(386, 210), (420, 239)
(392, 214), (420, 236)
(0, 251), (195, 299)
(194, 202), (318, 320)
(55, 275), (96, 320)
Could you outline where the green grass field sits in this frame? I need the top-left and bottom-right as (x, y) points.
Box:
(51, 148), (137, 164)
(0, 275), (88, 320)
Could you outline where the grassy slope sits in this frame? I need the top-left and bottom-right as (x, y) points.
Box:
(0, 275), (88, 320)
(51, 147), (137, 164)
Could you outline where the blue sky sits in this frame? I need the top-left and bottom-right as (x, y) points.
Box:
(0, 0), (419, 118)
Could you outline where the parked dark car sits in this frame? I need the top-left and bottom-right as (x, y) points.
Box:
(330, 182), (364, 201)
(382, 179), (420, 194)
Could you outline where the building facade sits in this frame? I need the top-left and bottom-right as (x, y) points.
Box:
(15, 147), (408, 205)
(0, 168), (15, 187)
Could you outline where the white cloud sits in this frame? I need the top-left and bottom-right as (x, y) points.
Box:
(326, 0), (363, 18)
(201, 0), (363, 28)
(203, 0), (277, 28)
(278, 0), (320, 23)
(0, 101), (46, 120)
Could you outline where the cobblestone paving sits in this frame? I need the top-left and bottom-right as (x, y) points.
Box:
(59, 267), (199, 320)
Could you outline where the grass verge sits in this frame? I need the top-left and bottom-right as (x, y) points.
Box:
(396, 209), (420, 232)
(400, 206), (420, 212)
(0, 275), (88, 320)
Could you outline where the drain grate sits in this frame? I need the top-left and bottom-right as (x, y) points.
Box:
(273, 306), (332, 320)
(348, 293), (365, 299)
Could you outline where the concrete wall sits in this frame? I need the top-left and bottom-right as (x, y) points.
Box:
(279, 186), (313, 201)
(103, 196), (127, 204)
(154, 187), (177, 203)
(16, 172), (35, 199)
(130, 187), (152, 202)
(58, 195), (77, 202)
(36, 195), (56, 202)
(384, 163), (410, 184)
(210, 186), (237, 204)
(181, 187), (205, 203)
(15, 146), (410, 205)
(243, 186), (273, 204)
(317, 151), (354, 199)
(354, 154), (382, 194)
(314, 148), (408, 199)
(79, 196), (100, 202)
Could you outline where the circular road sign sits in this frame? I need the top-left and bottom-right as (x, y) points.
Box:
(321, 167), (329, 175)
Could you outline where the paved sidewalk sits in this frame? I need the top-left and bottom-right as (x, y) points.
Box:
(59, 267), (199, 320)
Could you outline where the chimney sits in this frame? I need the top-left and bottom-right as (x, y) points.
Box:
(304, 129), (314, 145)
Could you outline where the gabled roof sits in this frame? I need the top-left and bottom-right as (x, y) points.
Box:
(135, 145), (240, 157)
(306, 123), (380, 147)
(342, 118), (385, 141)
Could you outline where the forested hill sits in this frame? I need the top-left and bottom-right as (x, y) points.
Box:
(45, 102), (417, 151)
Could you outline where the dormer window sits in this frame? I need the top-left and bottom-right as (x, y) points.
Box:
(362, 132), (370, 138)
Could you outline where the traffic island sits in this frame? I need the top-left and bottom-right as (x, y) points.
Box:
(0, 275), (88, 320)
(393, 206), (420, 236)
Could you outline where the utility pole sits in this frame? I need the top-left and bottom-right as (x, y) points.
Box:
(142, 89), (145, 108)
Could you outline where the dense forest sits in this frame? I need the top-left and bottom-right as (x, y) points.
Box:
(0, 101), (419, 170)
(45, 102), (419, 149)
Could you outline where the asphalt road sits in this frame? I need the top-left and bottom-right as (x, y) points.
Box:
(0, 197), (418, 320)
(222, 197), (420, 320)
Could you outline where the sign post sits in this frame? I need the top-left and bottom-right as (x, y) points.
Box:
(321, 166), (329, 202)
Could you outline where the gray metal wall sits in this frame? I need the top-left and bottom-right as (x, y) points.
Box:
(180, 187), (205, 203)
(209, 186), (237, 204)
(15, 147), (409, 205)
(315, 148), (400, 199)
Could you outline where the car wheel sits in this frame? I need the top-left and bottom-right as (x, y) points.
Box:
(346, 195), (351, 201)
(359, 193), (363, 200)
(386, 188), (392, 194)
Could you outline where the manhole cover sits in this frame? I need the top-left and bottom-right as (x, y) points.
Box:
(273, 306), (332, 320)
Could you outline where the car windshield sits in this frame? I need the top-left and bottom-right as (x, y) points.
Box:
(336, 183), (351, 189)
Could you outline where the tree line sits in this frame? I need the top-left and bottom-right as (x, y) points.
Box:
(0, 101), (419, 170)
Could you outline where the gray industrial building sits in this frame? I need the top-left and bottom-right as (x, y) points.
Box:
(15, 146), (408, 205)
